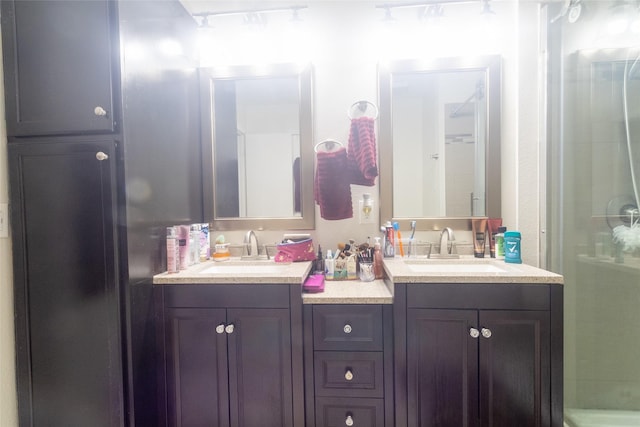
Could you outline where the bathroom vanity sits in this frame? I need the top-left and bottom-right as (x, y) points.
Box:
(153, 257), (563, 427)
(154, 262), (311, 427)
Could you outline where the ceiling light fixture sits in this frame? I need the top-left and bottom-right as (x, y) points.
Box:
(194, 5), (307, 29)
(377, 0), (495, 20)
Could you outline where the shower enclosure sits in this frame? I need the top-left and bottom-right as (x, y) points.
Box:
(547, 1), (640, 425)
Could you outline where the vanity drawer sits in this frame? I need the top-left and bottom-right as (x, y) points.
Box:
(313, 305), (383, 351)
(316, 396), (384, 427)
(314, 351), (384, 398)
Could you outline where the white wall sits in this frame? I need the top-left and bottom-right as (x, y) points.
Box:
(201, 0), (542, 265)
(0, 33), (18, 427)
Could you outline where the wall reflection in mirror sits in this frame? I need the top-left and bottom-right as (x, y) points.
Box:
(379, 55), (501, 229)
(201, 64), (314, 230)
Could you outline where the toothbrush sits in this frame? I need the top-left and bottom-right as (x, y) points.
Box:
(393, 222), (404, 257)
(408, 220), (416, 257)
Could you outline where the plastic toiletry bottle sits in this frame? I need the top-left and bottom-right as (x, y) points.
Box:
(373, 237), (384, 279)
(384, 221), (395, 258)
(178, 225), (190, 270)
(190, 224), (200, 265)
(166, 226), (178, 274)
(325, 250), (335, 280)
(504, 231), (522, 264)
(315, 245), (325, 273)
(199, 224), (210, 262)
(495, 226), (507, 260)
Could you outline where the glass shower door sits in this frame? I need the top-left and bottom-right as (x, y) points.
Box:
(549, 5), (640, 423)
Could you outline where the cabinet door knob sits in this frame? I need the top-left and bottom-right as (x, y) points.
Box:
(345, 414), (354, 426)
(343, 324), (352, 334)
(96, 152), (109, 161)
(94, 106), (108, 117)
(225, 324), (235, 334)
(345, 369), (354, 381)
(481, 328), (492, 338)
(469, 327), (480, 338)
(215, 324), (225, 334)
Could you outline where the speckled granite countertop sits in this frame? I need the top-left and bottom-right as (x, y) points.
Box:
(153, 256), (562, 303)
(302, 279), (393, 304)
(383, 256), (564, 284)
(153, 259), (313, 285)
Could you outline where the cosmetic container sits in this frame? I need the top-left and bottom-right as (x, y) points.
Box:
(504, 231), (522, 263)
(495, 226), (507, 260)
(373, 237), (384, 279)
(190, 224), (200, 265)
(487, 218), (503, 258)
(325, 250), (335, 280)
(178, 225), (190, 270)
(166, 226), (178, 274)
(384, 221), (395, 258)
(472, 218), (488, 258)
(200, 224), (210, 262)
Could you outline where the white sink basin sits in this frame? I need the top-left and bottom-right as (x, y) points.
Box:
(199, 263), (286, 275)
(404, 261), (508, 274)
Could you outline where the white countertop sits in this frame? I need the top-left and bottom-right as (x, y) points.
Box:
(153, 259), (313, 285)
(302, 279), (394, 304)
(383, 256), (564, 284)
(152, 255), (563, 305)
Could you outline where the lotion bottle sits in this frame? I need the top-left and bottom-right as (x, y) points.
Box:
(373, 237), (384, 279)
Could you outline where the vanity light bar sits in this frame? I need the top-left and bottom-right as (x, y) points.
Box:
(376, 0), (494, 17)
(193, 5), (308, 23)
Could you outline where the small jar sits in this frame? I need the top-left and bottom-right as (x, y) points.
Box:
(212, 243), (230, 261)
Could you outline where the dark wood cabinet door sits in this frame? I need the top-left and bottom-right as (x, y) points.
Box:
(9, 140), (123, 427)
(479, 310), (550, 427)
(407, 309), (479, 427)
(165, 308), (229, 427)
(1, 0), (117, 136)
(227, 308), (294, 427)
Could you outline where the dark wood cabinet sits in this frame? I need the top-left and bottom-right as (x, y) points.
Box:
(8, 139), (123, 427)
(407, 308), (549, 427)
(2, 1), (203, 425)
(157, 284), (304, 427)
(304, 304), (394, 427)
(1, 0), (119, 136)
(395, 283), (563, 427)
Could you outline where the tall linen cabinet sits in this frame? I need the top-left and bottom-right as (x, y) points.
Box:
(2, 1), (202, 425)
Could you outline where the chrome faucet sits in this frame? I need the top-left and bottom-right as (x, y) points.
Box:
(244, 230), (259, 258)
(439, 227), (455, 255)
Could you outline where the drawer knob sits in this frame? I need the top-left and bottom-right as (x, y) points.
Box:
(469, 328), (480, 338)
(345, 369), (354, 381)
(225, 324), (235, 334)
(343, 324), (352, 334)
(96, 151), (109, 161)
(215, 324), (225, 334)
(345, 414), (354, 426)
(94, 106), (108, 117)
(481, 327), (492, 338)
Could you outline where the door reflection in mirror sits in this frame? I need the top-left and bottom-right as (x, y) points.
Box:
(392, 69), (486, 217)
(213, 76), (300, 218)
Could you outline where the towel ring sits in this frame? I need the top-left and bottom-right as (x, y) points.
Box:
(348, 100), (379, 120)
(314, 139), (344, 153)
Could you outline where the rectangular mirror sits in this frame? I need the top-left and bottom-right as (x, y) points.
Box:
(379, 55), (502, 230)
(201, 63), (314, 230)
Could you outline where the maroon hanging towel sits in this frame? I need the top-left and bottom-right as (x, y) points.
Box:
(314, 147), (353, 220)
(347, 116), (378, 186)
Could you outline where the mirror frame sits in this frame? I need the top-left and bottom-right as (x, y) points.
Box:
(378, 55), (502, 231)
(200, 63), (315, 230)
